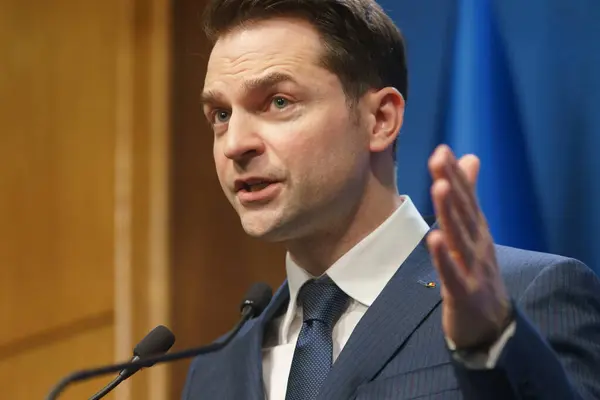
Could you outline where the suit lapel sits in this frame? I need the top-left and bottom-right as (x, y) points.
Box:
(224, 282), (290, 400)
(317, 238), (442, 400)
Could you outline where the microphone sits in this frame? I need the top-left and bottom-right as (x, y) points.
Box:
(89, 325), (175, 400)
(45, 282), (273, 400)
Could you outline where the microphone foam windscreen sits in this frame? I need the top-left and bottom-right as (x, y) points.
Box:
(133, 325), (176, 358)
(241, 282), (273, 316)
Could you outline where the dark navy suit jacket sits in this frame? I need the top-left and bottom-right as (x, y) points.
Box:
(182, 228), (600, 399)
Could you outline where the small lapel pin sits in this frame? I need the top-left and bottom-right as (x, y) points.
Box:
(418, 280), (437, 288)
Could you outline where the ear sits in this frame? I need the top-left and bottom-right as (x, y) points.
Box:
(365, 87), (405, 154)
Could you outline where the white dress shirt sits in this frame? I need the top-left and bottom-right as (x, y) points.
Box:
(261, 195), (516, 399)
(262, 196), (430, 399)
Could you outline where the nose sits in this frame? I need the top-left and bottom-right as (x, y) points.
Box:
(222, 114), (265, 162)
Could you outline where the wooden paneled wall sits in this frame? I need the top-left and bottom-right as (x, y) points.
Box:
(0, 0), (171, 399)
(1, 0), (288, 398)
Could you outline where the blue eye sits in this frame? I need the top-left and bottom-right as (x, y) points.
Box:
(272, 97), (289, 109)
(214, 110), (231, 123)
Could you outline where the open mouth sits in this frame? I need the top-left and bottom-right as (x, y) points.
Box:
(240, 181), (272, 193)
(234, 178), (281, 204)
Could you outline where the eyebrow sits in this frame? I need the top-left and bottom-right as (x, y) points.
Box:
(242, 72), (297, 93)
(200, 90), (225, 108)
(200, 72), (298, 106)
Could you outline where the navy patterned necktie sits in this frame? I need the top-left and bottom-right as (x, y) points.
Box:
(285, 277), (350, 400)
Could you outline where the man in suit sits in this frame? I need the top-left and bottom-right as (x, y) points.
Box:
(183, 0), (600, 398)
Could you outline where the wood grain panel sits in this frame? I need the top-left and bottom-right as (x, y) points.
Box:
(0, 323), (114, 400)
(111, 0), (172, 398)
(0, 0), (119, 345)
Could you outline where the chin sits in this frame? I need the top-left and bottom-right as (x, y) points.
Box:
(239, 215), (291, 242)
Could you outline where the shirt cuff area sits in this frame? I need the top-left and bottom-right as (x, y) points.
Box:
(446, 321), (517, 369)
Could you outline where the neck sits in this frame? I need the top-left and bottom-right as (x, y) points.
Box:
(285, 180), (402, 277)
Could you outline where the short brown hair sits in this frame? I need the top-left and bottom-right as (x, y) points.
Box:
(202, 0), (408, 104)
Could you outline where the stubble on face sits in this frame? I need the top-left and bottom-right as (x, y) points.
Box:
(204, 18), (370, 245)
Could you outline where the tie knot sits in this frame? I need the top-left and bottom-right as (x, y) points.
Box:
(298, 277), (349, 327)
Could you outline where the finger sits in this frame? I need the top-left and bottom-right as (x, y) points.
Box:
(428, 144), (452, 181)
(442, 154), (497, 278)
(429, 145), (478, 199)
(430, 146), (481, 240)
(429, 147), (477, 218)
(431, 179), (475, 271)
(426, 230), (467, 299)
(450, 154), (479, 211)
(457, 154), (480, 188)
(444, 156), (481, 239)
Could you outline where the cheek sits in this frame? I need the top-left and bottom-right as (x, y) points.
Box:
(303, 114), (359, 160)
(283, 114), (362, 181)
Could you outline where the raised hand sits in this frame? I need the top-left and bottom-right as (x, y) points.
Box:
(426, 144), (512, 349)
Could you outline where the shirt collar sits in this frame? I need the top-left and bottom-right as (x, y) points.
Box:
(285, 195), (430, 310)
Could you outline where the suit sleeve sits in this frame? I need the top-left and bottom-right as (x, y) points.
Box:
(451, 259), (600, 400)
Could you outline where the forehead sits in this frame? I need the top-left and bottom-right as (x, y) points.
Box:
(204, 17), (329, 94)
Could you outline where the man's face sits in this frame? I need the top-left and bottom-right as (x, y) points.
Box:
(203, 18), (372, 241)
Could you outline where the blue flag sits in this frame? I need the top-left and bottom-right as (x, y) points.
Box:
(445, 0), (546, 251)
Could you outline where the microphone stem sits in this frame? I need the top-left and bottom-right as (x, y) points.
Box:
(88, 376), (121, 400)
(46, 307), (253, 400)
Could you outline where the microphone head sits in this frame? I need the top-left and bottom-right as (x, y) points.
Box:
(133, 325), (176, 359)
(240, 282), (273, 317)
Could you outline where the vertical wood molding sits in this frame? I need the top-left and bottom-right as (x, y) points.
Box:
(114, 0), (172, 398)
(114, 0), (135, 397)
(114, 0), (135, 380)
(146, 0), (172, 397)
